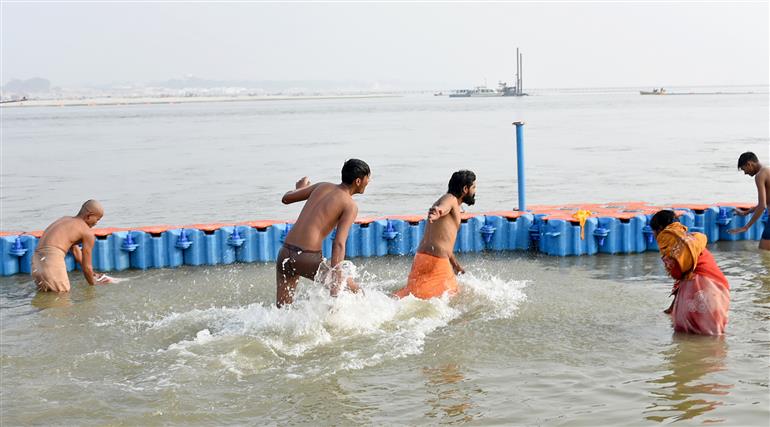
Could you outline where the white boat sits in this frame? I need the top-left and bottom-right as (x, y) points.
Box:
(467, 86), (502, 97)
(448, 47), (528, 98)
(448, 89), (471, 98)
(449, 86), (502, 97)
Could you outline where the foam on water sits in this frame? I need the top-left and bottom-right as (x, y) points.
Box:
(145, 266), (528, 378)
(457, 271), (529, 320)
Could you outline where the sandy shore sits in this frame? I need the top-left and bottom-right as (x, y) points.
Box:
(0, 93), (400, 108)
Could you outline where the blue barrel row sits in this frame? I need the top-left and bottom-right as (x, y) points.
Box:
(532, 206), (767, 256)
(1, 207), (766, 276)
(0, 215), (533, 275)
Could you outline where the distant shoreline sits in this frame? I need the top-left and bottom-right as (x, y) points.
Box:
(0, 93), (400, 108)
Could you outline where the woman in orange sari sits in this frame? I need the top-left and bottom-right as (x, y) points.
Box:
(650, 210), (730, 335)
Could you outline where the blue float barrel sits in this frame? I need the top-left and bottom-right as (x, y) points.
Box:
(19, 235), (38, 273)
(1, 236), (21, 276)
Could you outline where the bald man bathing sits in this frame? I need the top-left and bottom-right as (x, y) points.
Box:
(32, 200), (111, 292)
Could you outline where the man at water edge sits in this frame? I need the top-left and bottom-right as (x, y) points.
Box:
(276, 159), (369, 307)
(728, 152), (770, 250)
(394, 170), (476, 299)
(32, 200), (112, 292)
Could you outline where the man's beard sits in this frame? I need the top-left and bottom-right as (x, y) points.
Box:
(463, 193), (476, 206)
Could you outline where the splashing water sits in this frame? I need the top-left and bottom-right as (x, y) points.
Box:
(140, 264), (528, 380)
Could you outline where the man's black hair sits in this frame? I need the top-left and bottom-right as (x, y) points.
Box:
(737, 152), (759, 169)
(447, 170), (476, 198)
(650, 210), (678, 232)
(341, 159), (370, 185)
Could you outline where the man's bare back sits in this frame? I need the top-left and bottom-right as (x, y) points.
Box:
(754, 165), (770, 206)
(275, 159), (370, 307)
(38, 216), (95, 254)
(284, 182), (357, 252)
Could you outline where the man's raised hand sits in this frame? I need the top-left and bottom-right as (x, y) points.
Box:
(428, 206), (443, 223)
(296, 176), (311, 189)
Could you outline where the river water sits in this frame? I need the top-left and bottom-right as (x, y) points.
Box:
(1, 88), (768, 425)
(1, 87), (768, 229)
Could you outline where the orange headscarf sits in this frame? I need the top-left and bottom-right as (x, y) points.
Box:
(656, 222), (707, 280)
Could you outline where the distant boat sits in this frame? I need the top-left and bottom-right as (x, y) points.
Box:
(498, 81), (526, 97)
(639, 88), (760, 96)
(468, 86), (502, 97)
(640, 88), (666, 95)
(449, 47), (528, 98)
(448, 86), (502, 97)
(448, 89), (471, 98)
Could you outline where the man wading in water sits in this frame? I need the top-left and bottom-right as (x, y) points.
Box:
(32, 200), (112, 292)
(275, 159), (370, 307)
(728, 151), (770, 250)
(394, 170), (476, 299)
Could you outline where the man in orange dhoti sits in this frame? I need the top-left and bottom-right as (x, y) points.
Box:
(650, 210), (730, 335)
(394, 170), (476, 299)
(394, 250), (459, 299)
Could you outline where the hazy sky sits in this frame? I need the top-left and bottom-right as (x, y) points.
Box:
(2, 2), (768, 88)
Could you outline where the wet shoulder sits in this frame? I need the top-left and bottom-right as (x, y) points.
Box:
(325, 184), (351, 201)
(323, 185), (354, 214)
(434, 193), (456, 208)
(309, 183), (351, 209)
(46, 216), (75, 233)
(40, 217), (87, 247)
(309, 182), (337, 198)
(67, 218), (91, 238)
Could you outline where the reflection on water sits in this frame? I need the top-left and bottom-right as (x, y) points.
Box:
(30, 285), (99, 311)
(645, 335), (731, 423)
(422, 364), (481, 424)
(31, 291), (74, 310)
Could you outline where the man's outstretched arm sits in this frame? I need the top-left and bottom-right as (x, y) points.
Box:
(331, 204), (358, 268)
(427, 195), (455, 223)
(71, 244), (111, 284)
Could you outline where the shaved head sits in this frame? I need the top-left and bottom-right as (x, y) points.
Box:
(78, 199), (104, 217)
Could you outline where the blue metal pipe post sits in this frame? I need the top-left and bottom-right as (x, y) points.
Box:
(513, 121), (526, 211)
